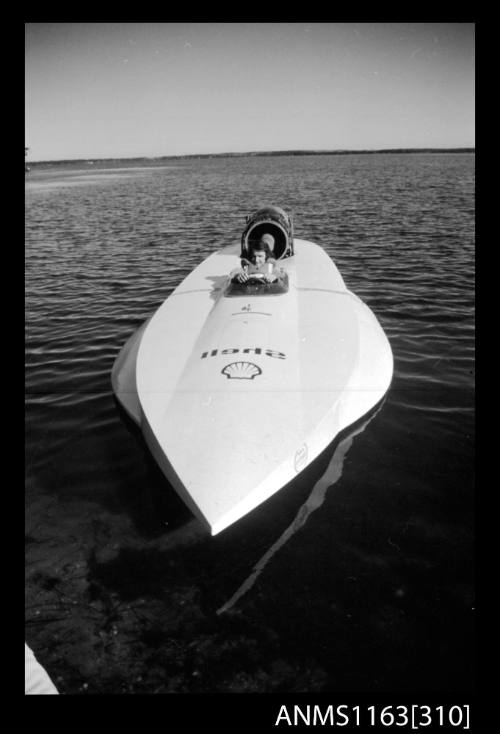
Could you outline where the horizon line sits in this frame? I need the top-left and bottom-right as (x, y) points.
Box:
(26, 147), (475, 165)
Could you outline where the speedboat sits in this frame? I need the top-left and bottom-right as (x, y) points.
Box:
(111, 206), (393, 535)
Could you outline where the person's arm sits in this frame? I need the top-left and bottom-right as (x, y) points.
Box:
(230, 259), (251, 282)
(262, 258), (278, 282)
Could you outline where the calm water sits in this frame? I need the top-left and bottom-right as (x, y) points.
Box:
(25, 154), (474, 695)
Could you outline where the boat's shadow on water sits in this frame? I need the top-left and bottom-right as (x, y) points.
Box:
(111, 396), (195, 533)
(108, 396), (384, 615)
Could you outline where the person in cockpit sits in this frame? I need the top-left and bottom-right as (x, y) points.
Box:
(231, 234), (281, 284)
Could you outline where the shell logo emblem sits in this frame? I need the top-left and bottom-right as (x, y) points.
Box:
(221, 361), (262, 380)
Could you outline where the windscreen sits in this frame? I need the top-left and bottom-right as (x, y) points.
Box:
(224, 272), (289, 297)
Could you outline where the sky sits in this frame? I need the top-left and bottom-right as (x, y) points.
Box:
(25, 22), (475, 162)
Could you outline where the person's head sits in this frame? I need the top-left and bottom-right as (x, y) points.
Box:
(249, 234), (275, 266)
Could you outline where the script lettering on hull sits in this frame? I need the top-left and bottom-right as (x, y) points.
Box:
(201, 348), (286, 360)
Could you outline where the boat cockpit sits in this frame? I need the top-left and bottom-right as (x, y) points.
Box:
(224, 205), (293, 297)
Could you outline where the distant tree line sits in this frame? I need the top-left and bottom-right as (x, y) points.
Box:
(27, 148), (475, 168)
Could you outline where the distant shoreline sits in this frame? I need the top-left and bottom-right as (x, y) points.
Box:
(26, 148), (474, 169)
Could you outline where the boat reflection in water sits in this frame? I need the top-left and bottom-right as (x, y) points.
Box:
(216, 403), (382, 614)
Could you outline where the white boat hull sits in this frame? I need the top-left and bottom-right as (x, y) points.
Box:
(112, 239), (393, 535)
